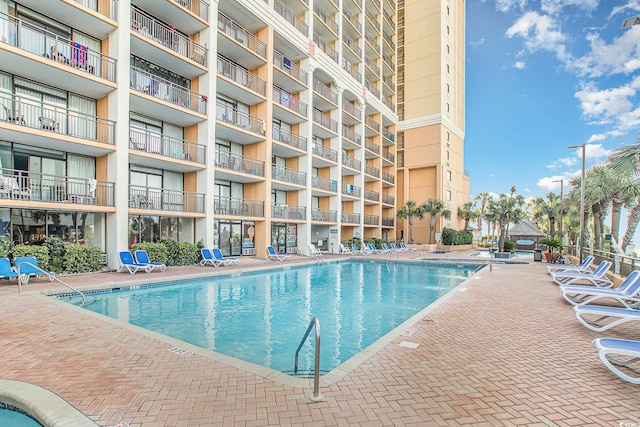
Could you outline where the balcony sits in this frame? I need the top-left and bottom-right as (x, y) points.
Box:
(275, 0), (309, 37)
(382, 216), (394, 227)
(342, 58), (362, 83)
(311, 176), (338, 193)
(273, 86), (308, 123)
(342, 125), (361, 149)
(312, 143), (338, 164)
(342, 99), (362, 124)
(365, 9), (380, 33)
(382, 148), (395, 163)
(382, 127), (395, 145)
(383, 54), (396, 74)
(312, 208), (337, 222)
(364, 57), (381, 78)
(217, 56), (267, 106)
(313, 78), (338, 109)
(364, 138), (380, 157)
(214, 151), (265, 182)
(217, 12), (267, 69)
(312, 108), (338, 138)
(214, 196), (264, 217)
(0, 14), (117, 99)
(313, 33), (339, 64)
(0, 93), (115, 153)
(272, 126), (308, 153)
(342, 183), (361, 198)
(382, 171), (395, 184)
(365, 164), (380, 178)
(274, 50), (308, 90)
(130, 185), (204, 213)
(365, 79), (381, 99)
(342, 32), (362, 59)
(364, 189), (379, 202)
(130, 128), (206, 170)
(215, 103), (266, 144)
(383, 75), (395, 92)
(0, 169), (114, 208)
(365, 116), (381, 132)
(272, 203), (306, 220)
(343, 8), (363, 34)
(382, 193), (395, 205)
(341, 211), (360, 224)
(365, 33), (381, 55)
(313, 2), (339, 38)
(130, 0), (208, 34)
(272, 166), (307, 187)
(363, 214), (379, 225)
(131, 8), (208, 78)
(342, 154), (361, 171)
(130, 67), (207, 126)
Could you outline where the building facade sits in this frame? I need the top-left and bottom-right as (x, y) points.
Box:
(0, 0), (464, 268)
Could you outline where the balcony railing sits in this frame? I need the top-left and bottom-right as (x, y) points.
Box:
(382, 193), (394, 205)
(272, 203), (306, 220)
(313, 2), (339, 34)
(216, 103), (266, 136)
(342, 99), (362, 119)
(342, 58), (362, 82)
(215, 151), (265, 177)
(311, 176), (338, 192)
(365, 115), (381, 132)
(130, 185), (204, 213)
(342, 32), (362, 57)
(312, 208), (337, 222)
(365, 57), (381, 76)
(273, 126), (308, 151)
(383, 75), (395, 91)
(74, 0), (118, 20)
(273, 86), (308, 117)
(342, 183), (361, 197)
(313, 33), (339, 63)
(0, 93), (115, 145)
(274, 50), (308, 85)
(365, 79), (381, 98)
(342, 154), (361, 170)
(382, 127), (395, 143)
(0, 13), (117, 82)
(342, 125), (361, 146)
(364, 189), (379, 202)
(272, 165), (306, 185)
(383, 31), (396, 51)
(382, 148), (395, 163)
(383, 9), (395, 31)
(214, 196), (264, 217)
(218, 12), (267, 59)
(365, 8), (380, 32)
(172, 0), (209, 21)
(383, 97), (395, 111)
(312, 143), (338, 162)
(132, 8), (208, 66)
(382, 216), (394, 227)
(366, 164), (380, 178)
(344, 8), (363, 33)
(130, 128), (206, 163)
(383, 54), (396, 72)
(364, 33), (380, 53)
(274, 0), (309, 36)
(363, 213), (379, 225)
(372, 0), (381, 10)
(217, 55), (266, 96)
(382, 171), (394, 184)
(131, 67), (207, 114)
(312, 108), (338, 133)
(313, 78), (338, 105)
(342, 212), (360, 224)
(0, 168), (114, 206)
(365, 137), (380, 154)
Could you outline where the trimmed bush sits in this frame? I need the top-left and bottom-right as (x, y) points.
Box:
(503, 240), (516, 252)
(63, 245), (104, 273)
(442, 228), (473, 245)
(159, 237), (181, 266)
(131, 242), (168, 265)
(11, 244), (50, 270)
(44, 236), (66, 273)
(177, 241), (200, 266)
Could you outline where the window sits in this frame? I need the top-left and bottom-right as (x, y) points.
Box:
(446, 170), (452, 181)
(446, 190), (451, 201)
(446, 150), (450, 160)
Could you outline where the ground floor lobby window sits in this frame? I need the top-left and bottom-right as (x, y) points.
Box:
(128, 215), (194, 247)
(271, 223), (297, 254)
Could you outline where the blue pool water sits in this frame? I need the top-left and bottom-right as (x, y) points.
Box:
(64, 261), (482, 374)
(0, 406), (42, 427)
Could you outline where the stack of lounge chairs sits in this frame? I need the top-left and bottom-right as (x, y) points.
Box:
(549, 255), (640, 383)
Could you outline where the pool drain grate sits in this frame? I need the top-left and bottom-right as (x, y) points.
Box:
(169, 347), (192, 356)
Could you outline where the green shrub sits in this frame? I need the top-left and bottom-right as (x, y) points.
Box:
(0, 235), (13, 258)
(159, 237), (181, 266)
(11, 244), (50, 270)
(503, 240), (516, 252)
(44, 236), (66, 273)
(177, 241), (199, 265)
(63, 245), (104, 273)
(442, 228), (473, 245)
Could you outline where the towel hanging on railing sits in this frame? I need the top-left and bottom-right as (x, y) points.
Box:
(72, 42), (88, 65)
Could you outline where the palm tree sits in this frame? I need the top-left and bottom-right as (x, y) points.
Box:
(397, 200), (424, 244)
(487, 193), (524, 252)
(606, 141), (640, 252)
(457, 202), (478, 231)
(582, 166), (614, 250)
(531, 193), (560, 237)
(420, 198), (451, 244)
(474, 192), (491, 240)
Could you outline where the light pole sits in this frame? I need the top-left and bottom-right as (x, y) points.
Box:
(552, 179), (563, 246)
(568, 144), (586, 263)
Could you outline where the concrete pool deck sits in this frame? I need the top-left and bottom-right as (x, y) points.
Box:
(0, 250), (639, 426)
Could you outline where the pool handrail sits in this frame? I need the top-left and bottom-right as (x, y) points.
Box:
(17, 260), (86, 305)
(294, 317), (323, 401)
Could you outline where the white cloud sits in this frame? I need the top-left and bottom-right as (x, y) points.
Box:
(571, 28), (640, 77)
(538, 175), (567, 191)
(547, 156), (577, 169)
(496, 0), (527, 13)
(470, 38), (486, 48)
(585, 142), (613, 158)
(610, 0), (640, 19)
(505, 11), (570, 63)
(513, 61), (526, 69)
(540, 0), (599, 15)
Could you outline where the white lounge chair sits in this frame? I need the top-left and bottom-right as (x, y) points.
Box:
(547, 255), (594, 274)
(339, 243), (352, 254)
(561, 270), (640, 308)
(309, 244), (322, 257)
(267, 245), (290, 261)
(575, 305), (640, 332)
(592, 338), (640, 384)
(552, 261), (613, 287)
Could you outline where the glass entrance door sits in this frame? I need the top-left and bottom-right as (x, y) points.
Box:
(218, 221), (242, 256)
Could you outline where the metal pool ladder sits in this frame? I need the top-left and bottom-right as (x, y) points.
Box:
(17, 260), (87, 305)
(294, 317), (323, 401)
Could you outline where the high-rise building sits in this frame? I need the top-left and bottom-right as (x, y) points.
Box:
(0, 0), (466, 268)
(397, 0), (470, 245)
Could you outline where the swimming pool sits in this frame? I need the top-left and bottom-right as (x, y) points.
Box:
(0, 405), (42, 427)
(63, 260), (483, 375)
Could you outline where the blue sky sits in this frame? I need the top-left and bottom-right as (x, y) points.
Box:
(465, 0), (640, 202)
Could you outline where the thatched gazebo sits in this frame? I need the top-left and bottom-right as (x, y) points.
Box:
(508, 218), (546, 250)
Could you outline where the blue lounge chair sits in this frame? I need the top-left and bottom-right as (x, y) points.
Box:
(0, 257), (18, 281)
(350, 243), (366, 255)
(212, 248), (239, 266)
(200, 248), (220, 267)
(552, 261), (613, 287)
(592, 338), (640, 384)
(547, 255), (594, 274)
(561, 270), (640, 308)
(575, 305), (640, 332)
(367, 243), (383, 254)
(390, 243), (402, 252)
(134, 250), (166, 272)
(14, 256), (53, 283)
(267, 245), (290, 261)
(399, 242), (417, 252)
(118, 251), (152, 274)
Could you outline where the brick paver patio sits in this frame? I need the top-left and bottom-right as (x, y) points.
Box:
(0, 252), (639, 426)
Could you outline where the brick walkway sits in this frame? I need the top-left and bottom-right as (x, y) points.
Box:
(0, 252), (639, 426)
